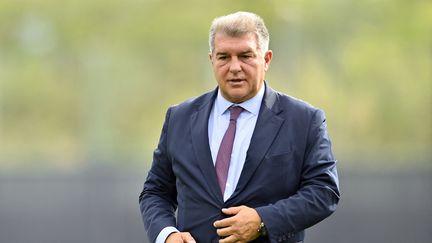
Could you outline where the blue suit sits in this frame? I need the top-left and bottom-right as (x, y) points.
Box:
(139, 84), (340, 243)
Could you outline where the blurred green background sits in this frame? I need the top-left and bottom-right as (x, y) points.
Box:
(1, 0), (430, 172)
(0, 0), (431, 242)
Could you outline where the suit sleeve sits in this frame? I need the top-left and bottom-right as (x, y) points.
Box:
(139, 107), (178, 243)
(255, 109), (340, 242)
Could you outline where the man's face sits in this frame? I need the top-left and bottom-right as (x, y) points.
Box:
(209, 32), (272, 103)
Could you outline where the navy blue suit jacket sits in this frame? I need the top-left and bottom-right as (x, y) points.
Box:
(139, 84), (340, 243)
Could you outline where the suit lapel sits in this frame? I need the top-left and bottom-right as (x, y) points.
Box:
(190, 89), (224, 203)
(228, 85), (285, 201)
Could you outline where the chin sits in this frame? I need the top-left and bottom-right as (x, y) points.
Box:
(227, 94), (248, 103)
(221, 88), (249, 102)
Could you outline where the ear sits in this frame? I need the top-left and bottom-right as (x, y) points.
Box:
(208, 52), (213, 63)
(264, 50), (273, 71)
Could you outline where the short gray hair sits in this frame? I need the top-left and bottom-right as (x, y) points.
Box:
(209, 11), (270, 54)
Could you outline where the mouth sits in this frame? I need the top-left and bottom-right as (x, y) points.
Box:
(227, 79), (246, 84)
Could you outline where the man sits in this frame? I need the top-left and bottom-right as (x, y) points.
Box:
(139, 11), (340, 243)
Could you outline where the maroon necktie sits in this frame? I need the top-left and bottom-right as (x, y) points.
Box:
(215, 106), (244, 195)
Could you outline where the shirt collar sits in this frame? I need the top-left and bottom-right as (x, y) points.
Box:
(215, 83), (265, 116)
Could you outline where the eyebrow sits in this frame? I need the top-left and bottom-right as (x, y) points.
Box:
(215, 50), (255, 56)
(239, 51), (254, 55)
(215, 52), (228, 56)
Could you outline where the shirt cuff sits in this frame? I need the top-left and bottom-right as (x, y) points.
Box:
(155, 226), (179, 243)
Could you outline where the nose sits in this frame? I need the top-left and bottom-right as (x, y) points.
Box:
(228, 57), (241, 74)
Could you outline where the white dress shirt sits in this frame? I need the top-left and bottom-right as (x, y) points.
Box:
(155, 84), (264, 243)
(208, 85), (264, 201)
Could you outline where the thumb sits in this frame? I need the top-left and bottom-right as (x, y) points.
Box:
(222, 206), (243, 215)
(180, 232), (196, 243)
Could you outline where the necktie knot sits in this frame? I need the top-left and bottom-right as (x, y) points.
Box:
(229, 106), (243, 121)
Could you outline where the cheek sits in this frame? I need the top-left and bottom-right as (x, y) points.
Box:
(216, 66), (228, 77)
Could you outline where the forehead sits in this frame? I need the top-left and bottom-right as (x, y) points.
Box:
(213, 32), (259, 53)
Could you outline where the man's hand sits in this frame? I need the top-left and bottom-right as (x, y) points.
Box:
(166, 232), (196, 243)
(213, 205), (262, 243)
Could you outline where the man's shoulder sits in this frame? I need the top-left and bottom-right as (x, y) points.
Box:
(270, 88), (319, 114)
(271, 90), (326, 126)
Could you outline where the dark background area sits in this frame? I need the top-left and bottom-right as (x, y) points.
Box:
(1, 167), (431, 243)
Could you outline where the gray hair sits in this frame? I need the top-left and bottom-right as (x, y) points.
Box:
(209, 11), (270, 54)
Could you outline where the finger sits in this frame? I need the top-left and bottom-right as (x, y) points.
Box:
(214, 216), (235, 228)
(180, 232), (196, 243)
(221, 206), (243, 215)
(215, 206), (245, 228)
(216, 225), (232, 237)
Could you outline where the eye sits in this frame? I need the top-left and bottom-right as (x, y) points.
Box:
(240, 53), (255, 60)
(217, 55), (228, 60)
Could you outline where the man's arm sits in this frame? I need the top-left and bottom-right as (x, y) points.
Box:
(139, 108), (179, 242)
(255, 108), (340, 241)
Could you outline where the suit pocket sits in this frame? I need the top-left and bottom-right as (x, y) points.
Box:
(264, 150), (302, 181)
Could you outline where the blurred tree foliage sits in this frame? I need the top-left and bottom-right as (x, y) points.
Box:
(0, 0), (430, 171)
